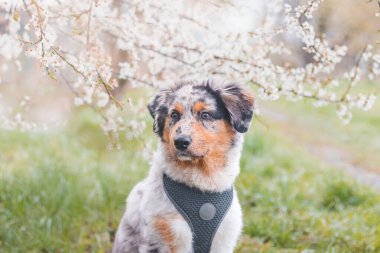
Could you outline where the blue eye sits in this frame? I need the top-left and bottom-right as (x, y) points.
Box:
(201, 112), (212, 120)
(171, 111), (180, 120)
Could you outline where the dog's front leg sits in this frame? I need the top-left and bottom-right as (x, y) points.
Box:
(149, 214), (192, 253)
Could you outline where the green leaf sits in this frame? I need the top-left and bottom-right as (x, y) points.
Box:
(47, 68), (57, 81)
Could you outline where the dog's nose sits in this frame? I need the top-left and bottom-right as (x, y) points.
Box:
(174, 136), (192, 151)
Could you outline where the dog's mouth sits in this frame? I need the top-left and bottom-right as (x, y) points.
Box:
(176, 150), (209, 161)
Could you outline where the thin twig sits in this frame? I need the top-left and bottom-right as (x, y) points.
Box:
(250, 81), (345, 104)
(86, 0), (94, 47)
(51, 47), (87, 79)
(341, 46), (367, 101)
(60, 72), (109, 121)
(97, 70), (124, 110)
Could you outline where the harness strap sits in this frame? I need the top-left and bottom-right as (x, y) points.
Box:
(163, 174), (233, 253)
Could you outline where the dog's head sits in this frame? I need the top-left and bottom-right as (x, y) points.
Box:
(148, 80), (254, 173)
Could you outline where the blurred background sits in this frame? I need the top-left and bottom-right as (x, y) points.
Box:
(1, 0), (380, 252)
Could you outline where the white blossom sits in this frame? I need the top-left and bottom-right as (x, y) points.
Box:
(0, 0), (378, 134)
(96, 92), (110, 108)
(337, 104), (352, 125)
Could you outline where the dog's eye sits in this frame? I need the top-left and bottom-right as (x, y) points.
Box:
(171, 111), (180, 121)
(200, 112), (212, 120)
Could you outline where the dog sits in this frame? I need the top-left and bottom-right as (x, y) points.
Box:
(113, 79), (254, 253)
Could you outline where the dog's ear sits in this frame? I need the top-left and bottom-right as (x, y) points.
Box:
(148, 90), (169, 137)
(218, 83), (254, 133)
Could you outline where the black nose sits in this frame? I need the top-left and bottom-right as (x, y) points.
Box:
(174, 136), (192, 151)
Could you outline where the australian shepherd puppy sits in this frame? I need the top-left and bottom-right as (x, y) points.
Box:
(113, 79), (254, 253)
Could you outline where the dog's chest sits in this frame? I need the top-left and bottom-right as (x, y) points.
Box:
(163, 174), (233, 253)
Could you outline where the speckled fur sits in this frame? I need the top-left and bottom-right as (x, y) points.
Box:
(113, 80), (254, 253)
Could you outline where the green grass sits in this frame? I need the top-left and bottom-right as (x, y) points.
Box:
(256, 81), (380, 172)
(237, 128), (380, 252)
(1, 107), (380, 253)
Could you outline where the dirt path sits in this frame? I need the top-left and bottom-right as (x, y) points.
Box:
(262, 107), (380, 191)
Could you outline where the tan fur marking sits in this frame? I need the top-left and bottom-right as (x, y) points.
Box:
(174, 103), (184, 114)
(154, 216), (177, 253)
(162, 118), (170, 143)
(244, 91), (255, 104)
(193, 102), (206, 113)
(197, 120), (234, 176)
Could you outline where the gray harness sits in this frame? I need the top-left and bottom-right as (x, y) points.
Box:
(163, 174), (233, 253)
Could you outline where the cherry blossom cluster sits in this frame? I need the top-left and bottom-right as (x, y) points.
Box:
(0, 0), (378, 138)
